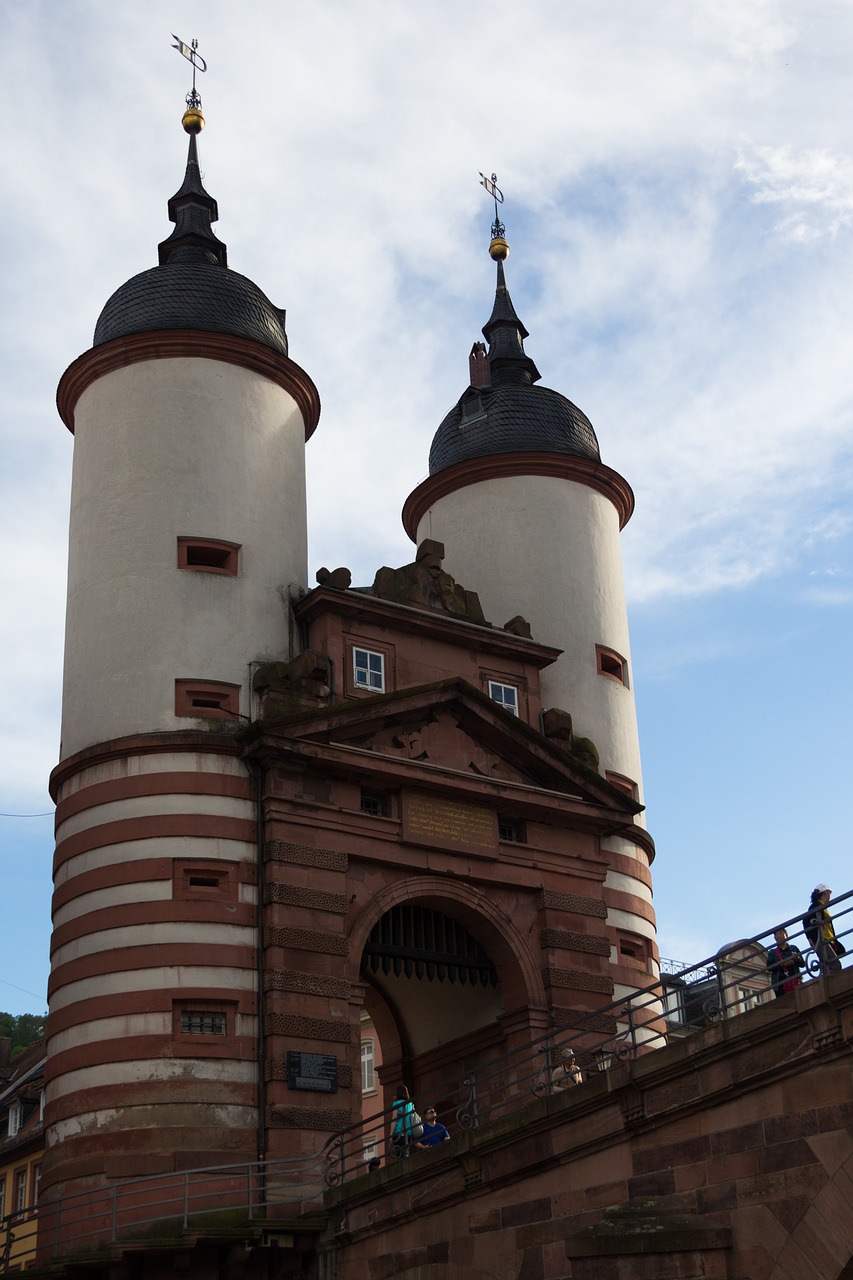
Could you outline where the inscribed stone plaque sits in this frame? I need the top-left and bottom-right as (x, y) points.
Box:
(287, 1051), (338, 1093)
(402, 791), (498, 855)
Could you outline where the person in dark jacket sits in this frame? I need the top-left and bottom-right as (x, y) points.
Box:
(765, 927), (805, 997)
(803, 884), (845, 976)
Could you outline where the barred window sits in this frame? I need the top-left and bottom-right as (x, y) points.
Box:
(360, 790), (389, 817)
(180, 1011), (226, 1036)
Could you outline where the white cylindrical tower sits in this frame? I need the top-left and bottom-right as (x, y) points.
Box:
(402, 232), (655, 997)
(44, 108), (320, 1220)
(57, 119), (319, 760)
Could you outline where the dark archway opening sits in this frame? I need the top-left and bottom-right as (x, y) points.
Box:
(358, 905), (508, 1131)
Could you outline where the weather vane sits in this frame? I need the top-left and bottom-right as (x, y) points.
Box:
(172, 35), (207, 112)
(479, 171), (505, 240)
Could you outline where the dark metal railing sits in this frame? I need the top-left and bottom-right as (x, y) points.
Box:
(322, 889), (853, 1185)
(2, 891), (849, 1270)
(0, 1150), (332, 1270)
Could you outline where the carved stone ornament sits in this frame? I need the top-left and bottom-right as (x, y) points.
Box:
(371, 539), (487, 623)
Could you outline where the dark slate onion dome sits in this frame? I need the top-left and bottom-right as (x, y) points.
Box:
(428, 249), (600, 475)
(93, 115), (289, 357)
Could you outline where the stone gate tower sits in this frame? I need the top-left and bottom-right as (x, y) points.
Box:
(403, 227), (654, 1002)
(46, 104), (319, 1206)
(44, 99), (657, 1247)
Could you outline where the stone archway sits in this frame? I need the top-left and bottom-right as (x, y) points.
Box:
(348, 876), (549, 1130)
(347, 874), (547, 1016)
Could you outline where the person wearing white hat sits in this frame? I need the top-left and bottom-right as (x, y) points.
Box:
(803, 884), (846, 976)
(551, 1046), (583, 1092)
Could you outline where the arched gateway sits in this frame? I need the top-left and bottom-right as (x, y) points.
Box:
(351, 879), (547, 1121)
(251, 549), (655, 1171)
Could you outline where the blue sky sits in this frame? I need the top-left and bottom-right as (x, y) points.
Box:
(2, 1), (853, 1014)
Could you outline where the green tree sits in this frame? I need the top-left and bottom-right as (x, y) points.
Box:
(0, 1011), (47, 1058)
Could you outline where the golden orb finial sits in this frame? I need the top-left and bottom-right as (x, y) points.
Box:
(182, 107), (205, 134)
(489, 236), (510, 261)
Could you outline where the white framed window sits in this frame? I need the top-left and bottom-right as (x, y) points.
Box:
(361, 1039), (376, 1094)
(14, 1168), (27, 1215)
(488, 681), (518, 716)
(7, 1101), (23, 1138)
(353, 648), (385, 693)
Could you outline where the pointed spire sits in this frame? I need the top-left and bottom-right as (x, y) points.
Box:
(158, 116), (227, 268)
(481, 253), (540, 387)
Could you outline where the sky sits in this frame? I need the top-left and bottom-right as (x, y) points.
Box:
(2, 1), (853, 1016)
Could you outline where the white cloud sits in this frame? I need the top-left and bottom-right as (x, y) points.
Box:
(735, 144), (853, 241)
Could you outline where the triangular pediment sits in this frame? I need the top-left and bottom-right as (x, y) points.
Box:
(257, 679), (640, 818)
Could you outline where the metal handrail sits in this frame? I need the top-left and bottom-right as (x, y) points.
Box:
(2, 891), (849, 1269)
(322, 890), (853, 1185)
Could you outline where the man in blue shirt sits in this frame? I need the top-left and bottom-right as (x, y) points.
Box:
(414, 1107), (450, 1148)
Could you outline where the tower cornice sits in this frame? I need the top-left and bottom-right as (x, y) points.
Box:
(49, 729), (243, 801)
(57, 330), (321, 439)
(402, 451), (635, 540)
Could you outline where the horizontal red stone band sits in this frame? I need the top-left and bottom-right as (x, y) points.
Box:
(45, 1080), (256, 1131)
(50, 899), (256, 952)
(54, 813), (256, 872)
(55, 770), (252, 825)
(41, 1122), (258, 1168)
(47, 987), (257, 1037)
(48, 942), (255, 997)
(46, 1035), (257, 1082)
(605, 849), (654, 888)
(601, 889), (657, 925)
(52, 857), (255, 913)
(50, 731), (244, 800)
(402, 451), (635, 538)
(57, 330), (321, 440)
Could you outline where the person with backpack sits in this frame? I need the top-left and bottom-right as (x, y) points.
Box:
(803, 885), (846, 976)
